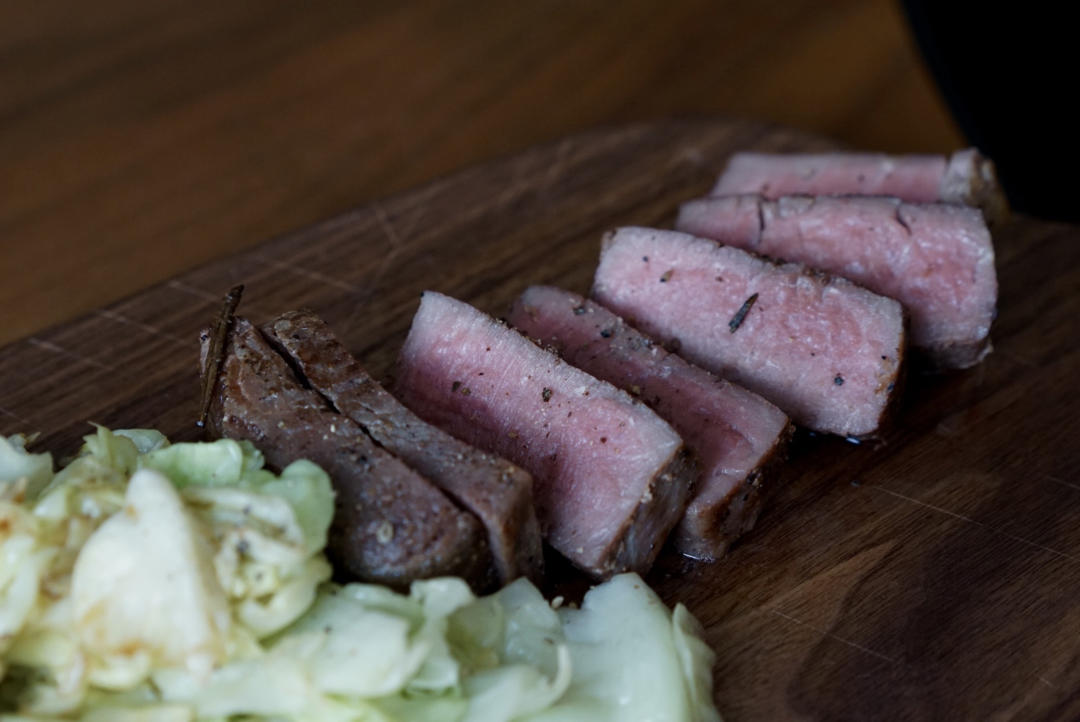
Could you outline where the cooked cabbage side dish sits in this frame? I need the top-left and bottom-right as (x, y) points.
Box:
(0, 428), (721, 721)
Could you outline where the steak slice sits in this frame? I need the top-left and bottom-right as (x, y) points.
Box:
(200, 317), (490, 589)
(711, 148), (1008, 225)
(263, 309), (543, 586)
(394, 291), (696, 578)
(676, 194), (997, 369)
(507, 286), (794, 561)
(592, 227), (906, 438)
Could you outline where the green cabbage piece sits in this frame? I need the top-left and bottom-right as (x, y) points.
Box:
(0, 428), (721, 721)
(524, 574), (722, 722)
(140, 438), (334, 556)
(0, 435), (53, 498)
(1, 428), (336, 715)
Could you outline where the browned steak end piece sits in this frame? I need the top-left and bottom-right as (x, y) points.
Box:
(262, 309), (544, 586)
(200, 317), (490, 589)
(508, 286), (794, 560)
(395, 292), (696, 578)
(941, 148), (1010, 227)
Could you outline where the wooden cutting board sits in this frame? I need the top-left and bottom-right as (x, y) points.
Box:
(2, 119), (1078, 720)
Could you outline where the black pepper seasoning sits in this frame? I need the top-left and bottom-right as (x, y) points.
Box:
(728, 293), (759, 333)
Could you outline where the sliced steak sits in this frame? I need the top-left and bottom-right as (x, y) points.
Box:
(263, 309), (543, 586)
(592, 227), (906, 438)
(507, 286), (794, 561)
(394, 291), (696, 578)
(712, 149), (1008, 225)
(200, 317), (491, 589)
(676, 194), (997, 368)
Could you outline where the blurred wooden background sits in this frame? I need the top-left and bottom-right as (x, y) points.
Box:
(1, 0), (961, 346)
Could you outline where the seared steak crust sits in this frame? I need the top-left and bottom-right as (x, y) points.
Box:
(263, 309), (543, 586)
(200, 317), (490, 589)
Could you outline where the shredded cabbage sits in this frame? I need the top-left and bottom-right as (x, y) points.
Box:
(0, 435), (52, 499)
(0, 428), (721, 721)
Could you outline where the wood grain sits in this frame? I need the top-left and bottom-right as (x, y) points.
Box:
(2, 119), (1076, 720)
(0, 0), (962, 346)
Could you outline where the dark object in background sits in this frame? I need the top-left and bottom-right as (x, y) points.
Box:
(901, 1), (1077, 221)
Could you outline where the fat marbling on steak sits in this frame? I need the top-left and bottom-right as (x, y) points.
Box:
(676, 194), (997, 368)
(200, 317), (491, 589)
(394, 291), (697, 578)
(592, 227), (906, 438)
(508, 285), (794, 561)
(712, 148), (1007, 225)
(263, 309), (543, 585)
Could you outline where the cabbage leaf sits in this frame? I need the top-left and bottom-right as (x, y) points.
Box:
(0, 428), (721, 721)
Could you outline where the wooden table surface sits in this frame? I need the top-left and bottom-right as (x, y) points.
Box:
(5, 5), (1079, 720)
(1, 0), (963, 346)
